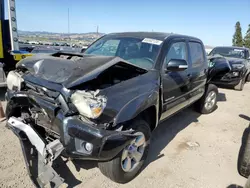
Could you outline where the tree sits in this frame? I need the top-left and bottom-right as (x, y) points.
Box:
(232, 21), (243, 47)
(244, 24), (250, 48)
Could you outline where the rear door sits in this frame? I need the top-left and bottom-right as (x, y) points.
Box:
(160, 39), (192, 120)
(187, 41), (208, 103)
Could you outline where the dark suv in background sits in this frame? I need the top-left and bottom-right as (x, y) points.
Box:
(208, 46), (250, 90)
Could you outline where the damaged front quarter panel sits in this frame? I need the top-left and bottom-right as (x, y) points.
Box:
(207, 56), (232, 83)
(91, 70), (161, 128)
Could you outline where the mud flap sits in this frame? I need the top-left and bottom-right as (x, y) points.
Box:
(20, 137), (64, 188)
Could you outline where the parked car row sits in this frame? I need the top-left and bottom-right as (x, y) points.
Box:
(19, 40), (71, 46)
(4, 32), (250, 187)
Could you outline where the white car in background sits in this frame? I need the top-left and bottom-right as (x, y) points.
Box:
(28, 41), (39, 45)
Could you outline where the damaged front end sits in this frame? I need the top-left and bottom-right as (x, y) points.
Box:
(7, 117), (64, 187)
(5, 53), (153, 187)
(207, 55), (232, 84)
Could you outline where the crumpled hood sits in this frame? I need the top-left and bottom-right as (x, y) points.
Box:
(16, 54), (143, 88)
(224, 57), (245, 65)
(224, 57), (247, 72)
(207, 55), (244, 65)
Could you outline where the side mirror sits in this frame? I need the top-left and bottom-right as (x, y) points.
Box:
(165, 59), (188, 72)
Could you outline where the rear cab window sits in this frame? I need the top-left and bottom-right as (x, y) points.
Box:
(189, 42), (205, 67)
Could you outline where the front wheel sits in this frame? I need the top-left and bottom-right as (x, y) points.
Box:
(195, 84), (218, 114)
(98, 119), (151, 184)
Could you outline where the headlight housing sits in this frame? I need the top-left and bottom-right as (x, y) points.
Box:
(6, 71), (23, 91)
(232, 72), (239, 77)
(71, 90), (107, 119)
(232, 64), (244, 69)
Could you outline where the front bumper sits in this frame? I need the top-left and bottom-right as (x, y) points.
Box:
(211, 71), (243, 86)
(6, 90), (136, 162)
(6, 89), (137, 187)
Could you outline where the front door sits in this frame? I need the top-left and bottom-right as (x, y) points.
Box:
(160, 40), (191, 120)
(187, 41), (207, 103)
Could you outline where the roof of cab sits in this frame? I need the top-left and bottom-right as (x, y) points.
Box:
(106, 32), (202, 42)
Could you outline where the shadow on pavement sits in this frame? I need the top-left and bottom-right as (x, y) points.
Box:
(55, 106), (223, 186)
(143, 107), (201, 169)
(218, 92), (227, 102)
(239, 114), (250, 122)
(54, 107), (203, 186)
(53, 158), (85, 187)
(71, 159), (97, 172)
(53, 155), (98, 187)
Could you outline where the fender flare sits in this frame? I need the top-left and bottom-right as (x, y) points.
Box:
(113, 90), (159, 127)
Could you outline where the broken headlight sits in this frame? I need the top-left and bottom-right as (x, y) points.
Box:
(6, 71), (23, 91)
(71, 90), (107, 119)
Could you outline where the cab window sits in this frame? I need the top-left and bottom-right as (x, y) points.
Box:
(189, 42), (205, 67)
(164, 42), (187, 66)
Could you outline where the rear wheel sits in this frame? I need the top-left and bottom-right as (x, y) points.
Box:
(98, 119), (151, 183)
(235, 78), (245, 91)
(195, 84), (218, 114)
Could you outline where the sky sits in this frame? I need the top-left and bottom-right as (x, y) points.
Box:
(5, 0), (250, 46)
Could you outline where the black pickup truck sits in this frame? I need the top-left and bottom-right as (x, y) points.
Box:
(208, 46), (250, 90)
(5, 32), (230, 187)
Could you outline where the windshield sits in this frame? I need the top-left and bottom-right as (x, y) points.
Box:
(209, 47), (246, 59)
(84, 36), (162, 69)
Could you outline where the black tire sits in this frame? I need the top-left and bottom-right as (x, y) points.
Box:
(246, 74), (250, 82)
(98, 119), (151, 184)
(194, 84), (218, 114)
(238, 126), (250, 178)
(235, 78), (245, 91)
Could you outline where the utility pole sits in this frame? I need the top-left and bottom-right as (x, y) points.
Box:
(8, 0), (19, 50)
(68, 8), (70, 37)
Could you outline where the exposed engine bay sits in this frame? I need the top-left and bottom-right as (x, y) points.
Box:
(72, 63), (147, 90)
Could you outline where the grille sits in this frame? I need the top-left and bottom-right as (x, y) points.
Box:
(25, 82), (60, 104)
